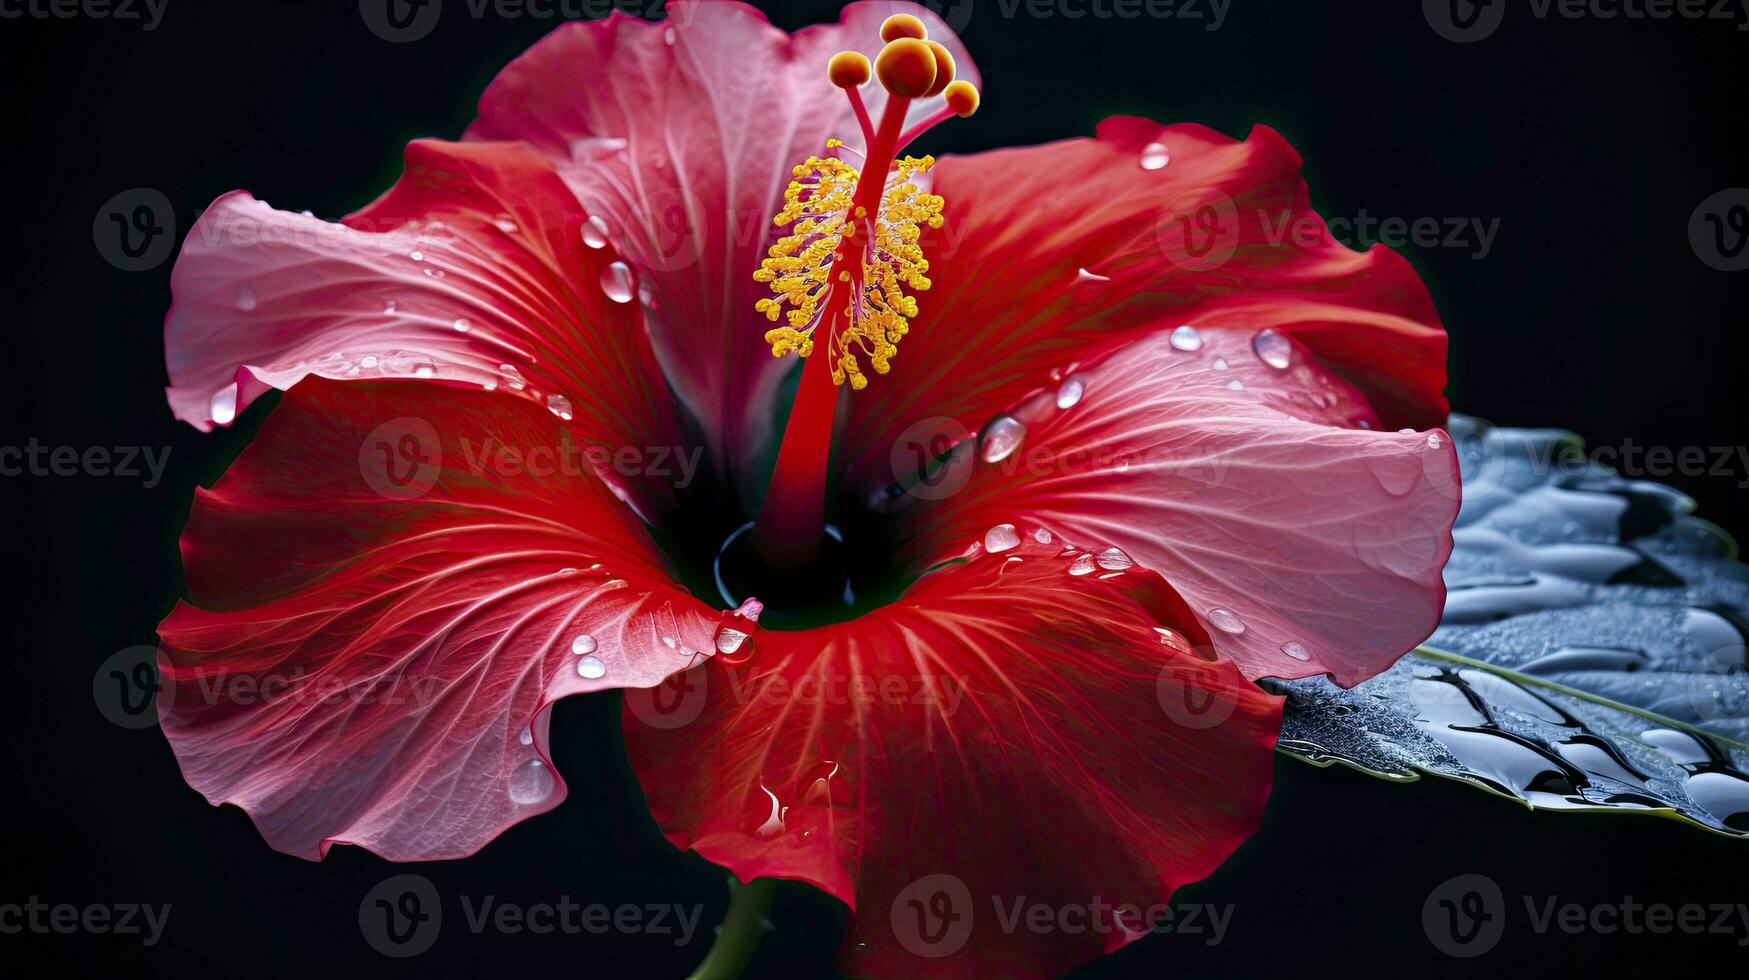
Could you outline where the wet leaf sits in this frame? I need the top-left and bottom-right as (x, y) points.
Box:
(1272, 416), (1749, 836)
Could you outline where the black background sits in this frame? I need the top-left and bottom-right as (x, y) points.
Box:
(4, 0), (1748, 976)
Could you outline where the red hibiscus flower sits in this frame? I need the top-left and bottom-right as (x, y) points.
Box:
(155, 2), (1459, 975)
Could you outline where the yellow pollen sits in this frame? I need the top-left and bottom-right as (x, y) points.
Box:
(756, 152), (944, 391)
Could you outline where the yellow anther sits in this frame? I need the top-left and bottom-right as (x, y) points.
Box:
(827, 50), (871, 88)
(879, 13), (927, 41)
(753, 155), (945, 391)
(875, 38), (936, 98)
(921, 40), (955, 98)
(944, 80), (980, 117)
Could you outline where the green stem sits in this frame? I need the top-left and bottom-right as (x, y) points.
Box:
(688, 877), (776, 980)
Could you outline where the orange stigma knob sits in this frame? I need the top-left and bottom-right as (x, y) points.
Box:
(879, 13), (927, 41)
(921, 41), (955, 97)
(944, 80), (980, 117)
(827, 50), (871, 88)
(875, 38), (936, 98)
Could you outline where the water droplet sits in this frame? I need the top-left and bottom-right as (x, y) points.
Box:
(1206, 607), (1246, 634)
(209, 384), (239, 426)
(1055, 377), (1085, 409)
(570, 634), (598, 655)
(422, 268), (445, 279)
(980, 416), (1026, 463)
(753, 785), (786, 838)
(1213, 358), (1228, 371)
(383, 299), (398, 314)
(360, 354), (380, 369)
(1427, 432), (1444, 450)
(1225, 379), (1244, 391)
(546, 393), (574, 421)
(600, 261), (635, 303)
(518, 727), (534, 746)
(452, 318), (471, 332)
(581, 214), (610, 249)
(1068, 553), (1097, 576)
(661, 636), (678, 650)
(984, 523), (1021, 553)
(1139, 142), (1170, 171)
(507, 759), (554, 804)
(1281, 641), (1311, 661)
(576, 655), (606, 679)
(715, 628), (750, 655)
(236, 287), (257, 311)
(1033, 528), (1053, 544)
(499, 364), (527, 390)
(412, 361), (436, 379)
(409, 250), (424, 262)
(494, 216), (519, 234)
(1251, 328), (1291, 369)
(1169, 325), (1203, 351)
(1096, 547), (1133, 571)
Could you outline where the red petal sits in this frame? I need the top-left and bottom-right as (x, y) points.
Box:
(882, 327), (1459, 687)
(624, 536), (1281, 977)
(841, 117), (1446, 488)
(163, 139), (687, 516)
(466, 1), (978, 482)
(158, 379), (720, 861)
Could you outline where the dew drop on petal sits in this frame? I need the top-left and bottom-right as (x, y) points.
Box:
(409, 250), (424, 262)
(1068, 553), (1097, 576)
(236, 287), (256, 311)
(452, 318), (471, 332)
(383, 299), (398, 314)
(546, 393), (574, 421)
(499, 364), (527, 391)
(1213, 358), (1228, 371)
(600, 261), (635, 303)
(1096, 547), (1133, 571)
(1033, 528), (1053, 544)
(570, 634), (598, 655)
(494, 216), (519, 234)
(1225, 379), (1244, 391)
(1207, 607), (1247, 634)
(422, 268), (444, 279)
(1169, 324), (1203, 351)
(1281, 640), (1312, 662)
(518, 727), (534, 746)
(413, 361), (436, 379)
(576, 655), (606, 679)
(984, 523), (1021, 553)
(360, 355), (379, 369)
(581, 214), (610, 249)
(1427, 432), (1445, 450)
(209, 384), (238, 426)
(508, 759), (554, 804)
(1139, 142), (1170, 171)
(1252, 328), (1292, 369)
(715, 628), (750, 655)
(1055, 376), (1085, 409)
(980, 416), (1026, 463)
